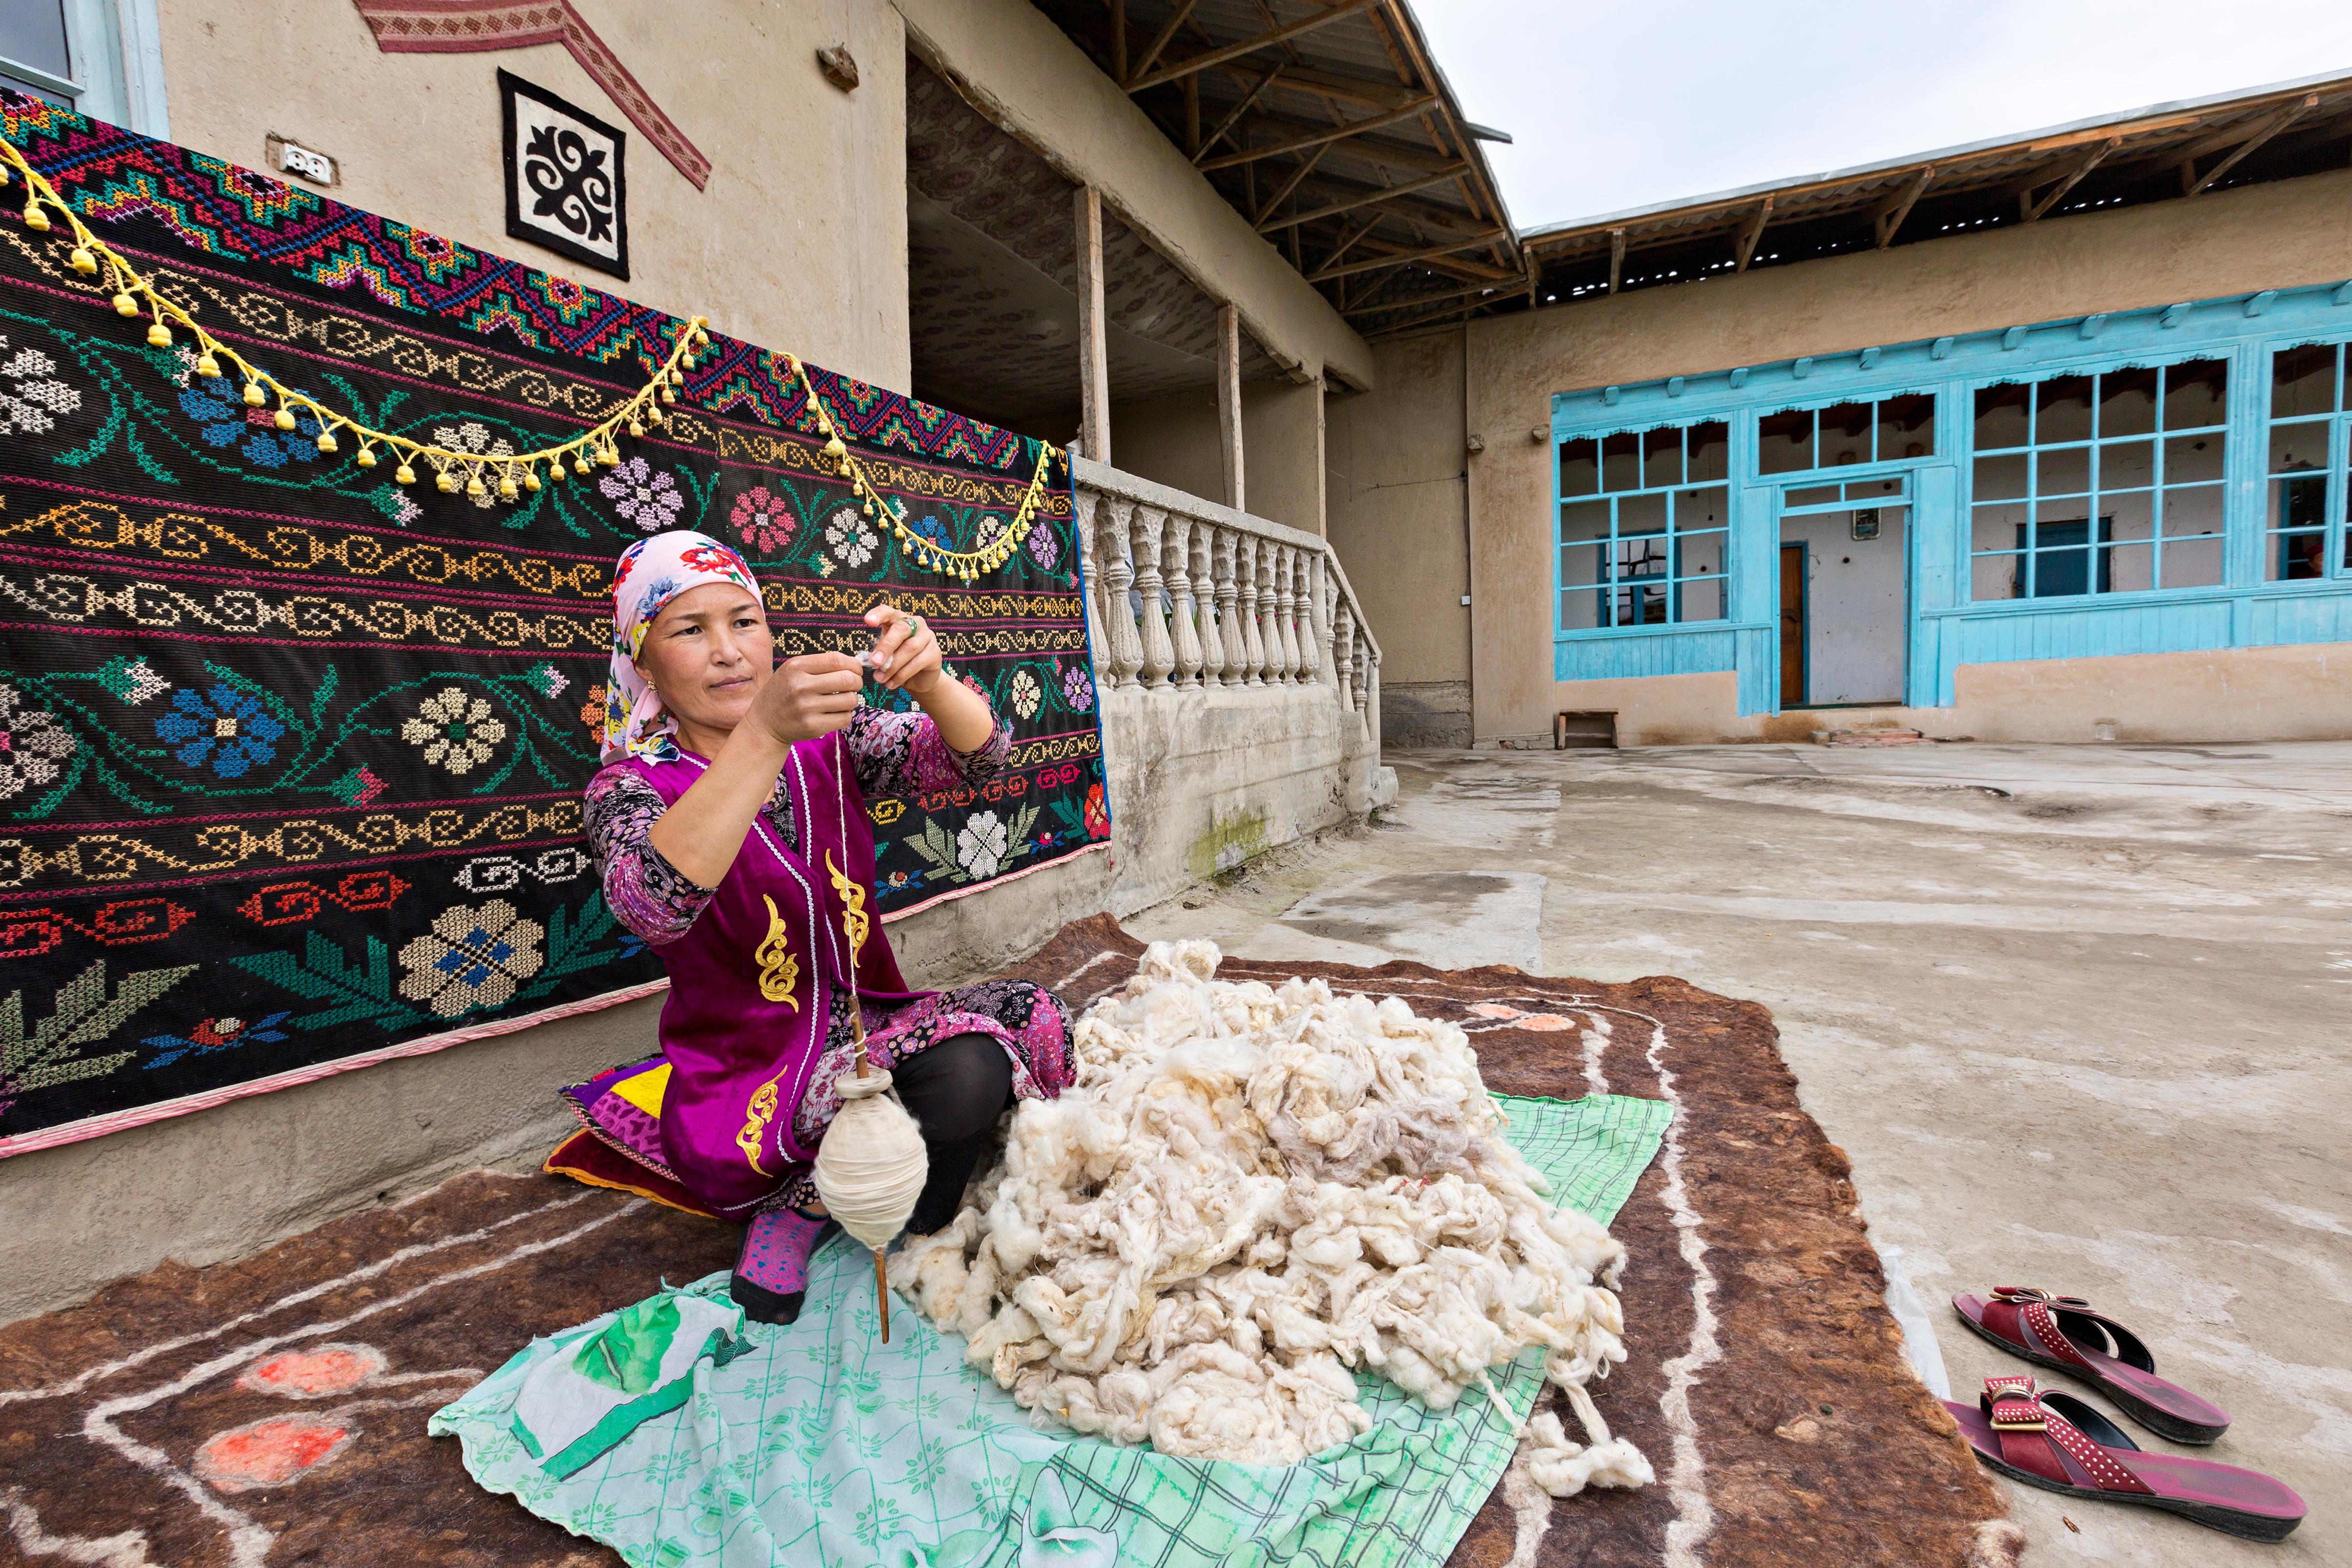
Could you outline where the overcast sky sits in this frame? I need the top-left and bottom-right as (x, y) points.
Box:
(1415, 2), (2352, 230)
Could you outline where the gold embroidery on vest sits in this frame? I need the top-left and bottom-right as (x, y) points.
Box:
(736, 1081), (778, 1176)
(755, 894), (801, 1007)
(825, 851), (870, 953)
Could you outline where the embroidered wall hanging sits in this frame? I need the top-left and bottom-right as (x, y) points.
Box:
(0, 93), (1105, 1156)
(501, 69), (627, 280)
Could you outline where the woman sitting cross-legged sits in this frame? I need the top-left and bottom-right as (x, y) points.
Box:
(584, 530), (1074, 1324)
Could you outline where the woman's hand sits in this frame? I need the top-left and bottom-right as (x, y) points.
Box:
(864, 601), (995, 753)
(747, 652), (862, 748)
(863, 602), (943, 694)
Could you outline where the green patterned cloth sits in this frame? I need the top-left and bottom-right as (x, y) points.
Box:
(430, 1093), (1670, 1568)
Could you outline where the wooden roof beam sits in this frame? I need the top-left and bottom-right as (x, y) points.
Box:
(2016, 136), (2121, 221)
(1128, 0), (1385, 93)
(1210, 108), (1460, 173)
(1194, 61), (1285, 163)
(1873, 164), (1933, 248)
(1315, 231), (1513, 283)
(1733, 196), (1774, 272)
(1250, 142), (1331, 224)
(1607, 227), (1626, 293)
(1248, 64), (1421, 112)
(1255, 168), (1467, 231)
(1198, 96), (1437, 171)
(2184, 94), (2317, 195)
(1125, 0), (1198, 89)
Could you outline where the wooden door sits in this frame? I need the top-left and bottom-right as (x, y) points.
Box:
(1779, 543), (1806, 707)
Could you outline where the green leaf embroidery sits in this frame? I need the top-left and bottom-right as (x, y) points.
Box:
(1, 960), (197, 1092)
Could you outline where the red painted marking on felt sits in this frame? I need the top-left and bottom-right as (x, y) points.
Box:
(238, 1343), (386, 1396)
(193, 1416), (354, 1492)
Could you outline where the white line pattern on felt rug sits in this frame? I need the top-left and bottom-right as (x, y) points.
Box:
(81, 1200), (645, 1568)
(1635, 1006), (1720, 1568)
(0, 1488), (157, 1568)
(0, 1190), (597, 1409)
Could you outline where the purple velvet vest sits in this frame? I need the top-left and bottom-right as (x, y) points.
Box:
(629, 735), (923, 1215)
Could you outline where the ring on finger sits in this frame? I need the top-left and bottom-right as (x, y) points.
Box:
(904, 615), (920, 637)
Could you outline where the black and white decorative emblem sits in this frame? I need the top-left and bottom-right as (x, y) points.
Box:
(499, 69), (629, 280)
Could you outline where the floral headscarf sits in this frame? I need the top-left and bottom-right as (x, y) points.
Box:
(603, 530), (760, 762)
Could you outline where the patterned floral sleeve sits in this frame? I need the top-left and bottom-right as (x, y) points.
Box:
(584, 764), (716, 948)
(845, 700), (1012, 798)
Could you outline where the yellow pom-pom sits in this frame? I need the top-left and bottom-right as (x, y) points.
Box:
(194, 352), (221, 378)
(628, 418), (645, 438)
(823, 436), (847, 461)
(0, 165), (10, 186)
(145, 321), (170, 347)
(112, 291), (137, 317)
(274, 407), (296, 431)
(315, 429), (338, 453)
(465, 475), (487, 498)
(68, 247), (96, 275)
(523, 469), (542, 492)
(242, 382), (266, 407)
(355, 448), (376, 468)
(660, 386), (675, 404)
(597, 447), (617, 467)
(498, 476), (518, 500)
(436, 470), (458, 493)
(573, 455), (591, 476)
(23, 203), (49, 232)
(395, 463), (416, 485)
(644, 404), (662, 427)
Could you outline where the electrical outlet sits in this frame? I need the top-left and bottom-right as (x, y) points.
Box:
(276, 141), (335, 185)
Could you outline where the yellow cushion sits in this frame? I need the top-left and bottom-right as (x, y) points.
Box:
(611, 1061), (671, 1117)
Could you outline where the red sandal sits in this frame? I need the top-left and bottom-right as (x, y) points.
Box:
(1945, 1375), (2305, 1543)
(1952, 1285), (2229, 1444)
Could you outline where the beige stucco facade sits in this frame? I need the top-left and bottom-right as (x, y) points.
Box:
(1325, 165), (2352, 746)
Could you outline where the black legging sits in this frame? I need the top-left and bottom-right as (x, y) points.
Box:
(890, 1032), (1014, 1235)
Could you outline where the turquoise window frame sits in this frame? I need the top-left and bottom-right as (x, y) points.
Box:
(1554, 421), (1731, 631)
(1551, 279), (2352, 715)
(2262, 338), (2352, 583)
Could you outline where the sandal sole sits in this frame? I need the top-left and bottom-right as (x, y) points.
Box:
(1955, 1306), (2227, 1446)
(1965, 1443), (2301, 1543)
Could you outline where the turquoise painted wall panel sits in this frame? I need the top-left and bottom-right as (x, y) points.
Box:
(1944, 600), (2235, 664)
(2248, 592), (2352, 647)
(1555, 627), (1745, 683)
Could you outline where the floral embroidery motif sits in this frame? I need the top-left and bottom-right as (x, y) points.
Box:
(0, 335), (79, 435)
(1083, 783), (1108, 838)
(432, 421), (517, 508)
(156, 682), (283, 779)
(525, 662), (570, 700)
(754, 895), (801, 1008)
(179, 375), (321, 468)
(96, 655), (170, 705)
(0, 682), (76, 800)
(954, 810), (1008, 881)
(1062, 663), (1095, 713)
(1025, 517), (1060, 570)
(579, 683), (610, 734)
(601, 456), (683, 531)
(401, 687), (509, 776)
(826, 507), (878, 568)
(141, 1010), (292, 1069)
(730, 486), (796, 553)
(395, 898), (546, 1016)
(1009, 668), (1042, 720)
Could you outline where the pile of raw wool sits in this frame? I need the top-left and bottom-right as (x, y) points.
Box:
(891, 940), (1652, 1495)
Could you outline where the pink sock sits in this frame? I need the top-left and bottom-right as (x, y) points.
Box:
(731, 1205), (827, 1324)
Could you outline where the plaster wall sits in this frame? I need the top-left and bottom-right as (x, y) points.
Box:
(1551, 640), (2352, 747)
(155, 0), (912, 389)
(1110, 379), (1328, 538)
(893, 0), (1373, 392)
(1355, 166), (2352, 741)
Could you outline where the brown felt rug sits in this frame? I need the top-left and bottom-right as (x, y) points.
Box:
(0, 916), (2016, 1568)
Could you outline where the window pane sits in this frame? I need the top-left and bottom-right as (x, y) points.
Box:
(2159, 483), (2225, 539)
(1972, 551), (2023, 600)
(1559, 541), (1606, 589)
(1560, 588), (1603, 630)
(1975, 383), (2031, 448)
(2036, 446), (2090, 498)
(2270, 530), (2331, 580)
(1687, 421), (1730, 482)
(1678, 575), (1726, 622)
(2035, 377), (2094, 444)
(2271, 344), (2339, 420)
(0, 0), (72, 80)
(2105, 541), (2154, 593)
(1560, 497), (1612, 544)
(1786, 483), (1841, 508)
(1758, 408), (1813, 474)
(1675, 529), (1728, 578)
(1973, 453), (2027, 501)
(1877, 391), (1935, 460)
(2268, 422), (2324, 477)
(2106, 489), (2154, 547)
(1601, 431), (1640, 492)
(1972, 501), (2026, 551)
(2270, 471), (2328, 532)
(1817, 401), (1873, 466)
(2162, 534), (2224, 589)
(1643, 426), (1683, 488)
(1558, 438), (1599, 497)
(1618, 490), (1667, 536)
(2163, 434), (2224, 486)
(2099, 437), (2155, 491)
(2098, 367), (2158, 438)
(1676, 484), (1729, 530)
(2163, 359), (2229, 430)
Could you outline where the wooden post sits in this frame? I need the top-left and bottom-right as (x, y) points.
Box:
(1217, 303), (1244, 511)
(1076, 186), (1111, 467)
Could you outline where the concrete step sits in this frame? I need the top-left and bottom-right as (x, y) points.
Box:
(1813, 726), (1929, 746)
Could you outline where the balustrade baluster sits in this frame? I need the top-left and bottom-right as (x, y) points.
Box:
(1257, 541), (1287, 685)
(1235, 537), (1266, 685)
(1072, 488), (1112, 686)
(1131, 504), (1175, 689)
(1191, 522), (1226, 688)
(1213, 528), (1245, 686)
(1164, 515), (1204, 688)
(1098, 496), (1145, 689)
(1277, 548), (1306, 685)
(1332, 600), (1356, 713)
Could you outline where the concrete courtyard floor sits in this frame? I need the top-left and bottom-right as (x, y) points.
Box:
(1129, 739), (2352, 1566)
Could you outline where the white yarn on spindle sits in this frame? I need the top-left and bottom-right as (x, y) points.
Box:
(812, 1066), (929, 1250)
